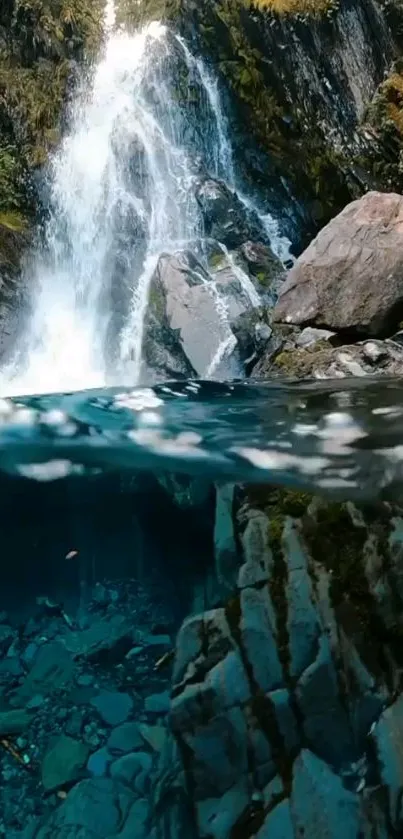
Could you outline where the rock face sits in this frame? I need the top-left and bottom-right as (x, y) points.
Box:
(162, 0), (403, 239)
(273, 192), (403, 338)
(194, 178), (264, 248)
(156, 484), (403, 838)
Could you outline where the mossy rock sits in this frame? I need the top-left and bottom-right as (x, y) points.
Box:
(239, 484), (403, 677)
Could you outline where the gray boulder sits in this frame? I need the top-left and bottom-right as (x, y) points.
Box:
(143, 250), (253, 378)
(274, 192), (403, 338)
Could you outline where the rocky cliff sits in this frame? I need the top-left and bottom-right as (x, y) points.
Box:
(122, 0), (403, 247)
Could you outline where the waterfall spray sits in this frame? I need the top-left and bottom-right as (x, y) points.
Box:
(0, 8), (291, 397)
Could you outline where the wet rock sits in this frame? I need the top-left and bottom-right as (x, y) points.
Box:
(283, 518), (321, 679)
(87, 747), (112, 778)
(41, 734), (90, 792)
(26, 694), (45, 710)
(195, 177), (263, 248)
(144, 691), (170, 715)
(372, 694), (403, 830)
(231, 307), (272, 372)
(76, 673), (94, 688)
(197, 785), (250, 839)
(274, 192), (403, 338)
(91, 691), (133, 726)
(142, 633), (171, 647)
(34, 778), (132, 838)
(0, 623), (16, 654)
(238, 240), (284, 289)
(255, 330), (403, 380)
(296, 326), (336, 349)
(110, 751), (152, 786)
(0, 708), (33, 735)
(0, 656), (23, 686)
(65, 710), (85, 739)
(214, 484), (239, 596)
(291, 749), (360, 837)
(115, 797), (149, 839)
(107, 722), (145, 756)
(256, 799), (294, 838)
(13, 641), (74, 705)
(137, 723), (166, 753)
(62, 615), (133, 663)
(296, 635), (354, 768)
(144, 250), (248, 378)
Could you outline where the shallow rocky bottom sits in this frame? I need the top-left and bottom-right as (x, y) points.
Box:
(0, 575), (176, 839)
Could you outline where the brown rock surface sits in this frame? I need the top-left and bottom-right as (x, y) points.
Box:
(274, 192), (403, 338)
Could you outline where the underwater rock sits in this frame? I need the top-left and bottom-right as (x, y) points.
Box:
(274, 192), (403, 338)
(13, 641), (74, 705)
(144, 691), (170, 714)
(291, 749), (360, 838)
(161, 481), (403, 837)
(87, 747), (112, 778)
(0, 708), (33, 736)
(33, 778), (133, 838)
(0, 622), (16, 654)
(372, 694), (403, 830)
(110, 751), (152, 786)
(107, 722), (145, 756)
(91, 691), (134, 727)
(62, 615), (133, 663)
(41, 734), (90, 792)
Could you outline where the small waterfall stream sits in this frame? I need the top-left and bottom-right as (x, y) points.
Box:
(0, 5), (292, 397)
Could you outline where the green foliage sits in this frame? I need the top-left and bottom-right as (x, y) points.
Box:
(0, 145), (24, 212)
(0, 0), (103, 217)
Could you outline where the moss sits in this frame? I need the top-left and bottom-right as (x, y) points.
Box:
(271, 342), (331, 377)
(0, 212), (27, 232)
(0, 0), (103, 218)
(209, 252), (226, 269)
(115, 0), (180, 27)
(359, 64), (403, 192)
(245, 0), (334, 15)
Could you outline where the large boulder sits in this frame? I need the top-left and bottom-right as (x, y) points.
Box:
(143, 250), (256, 379)
(274, 192), (403, 338)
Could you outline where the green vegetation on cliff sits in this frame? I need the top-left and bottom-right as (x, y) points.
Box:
(0, 0), (104, 222)
(246, 0), (333, 13)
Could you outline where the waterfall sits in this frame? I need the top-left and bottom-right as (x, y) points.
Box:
(0, 9), (292, 398)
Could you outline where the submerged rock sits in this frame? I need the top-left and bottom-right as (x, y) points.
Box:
(91, 691), (134, 727)
(0, 708), (33, 736)
(13, 641), (74, 705)
(274, 192), (403, 338)
(33, 778), (133, 838)
(158, 481), (403, 837)
(41, 734), (90, 792)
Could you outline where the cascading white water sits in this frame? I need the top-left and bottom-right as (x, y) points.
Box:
(0, 6), (293, 397)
